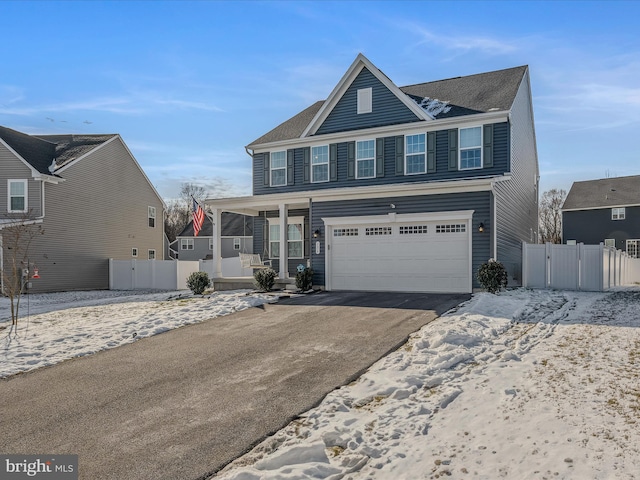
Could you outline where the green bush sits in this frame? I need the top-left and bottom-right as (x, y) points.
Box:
(254, 268), (277, 292)
(477, 259), (508, 294)
(295, 266), (314, 291)
(187, 271), (210, 295)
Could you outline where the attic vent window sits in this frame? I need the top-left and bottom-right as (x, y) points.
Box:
(357, 87), (372, 114)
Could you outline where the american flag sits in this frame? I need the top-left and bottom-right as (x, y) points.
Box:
(192, 198), (205, 237)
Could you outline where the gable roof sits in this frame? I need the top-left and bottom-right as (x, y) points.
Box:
(247, 54), (527, 148)
(0, 126), (116, 174)
(563, 175), (640, 210)
(177, 212), (254, 238)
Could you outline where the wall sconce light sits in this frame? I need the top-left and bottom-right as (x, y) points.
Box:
(478, 222), (485, 233)
(313, 229), (321, 238)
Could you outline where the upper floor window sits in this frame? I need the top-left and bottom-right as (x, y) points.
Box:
(181, 238), (194, 250)
(148, 206), (156, 227)
(612, 207), (625, 220)
(233, 238), (241, 250)
(459, 127), (482, 170)
(132, 248), (138, 257)
(270, 151), (286, 187)
(357, 87), (372, 114)
(8, 179), (27, 213)
(405, 134), (426, 175)
(311, 145), (329, 183)
(356, 140), (375, 179)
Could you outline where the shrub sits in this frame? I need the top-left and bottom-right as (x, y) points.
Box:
(477, 259), (508, 294)
(295, 265), (314, 291)
(187, 271), (210, 295)
(254, 268), (277, 292)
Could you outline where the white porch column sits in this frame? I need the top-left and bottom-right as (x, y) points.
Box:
(212, 208), (223, 278)
(278, 203), (289, 279)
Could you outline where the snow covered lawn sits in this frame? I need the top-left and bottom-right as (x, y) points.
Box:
(0, 289), (274, 378)
(213, 288), (640, 480)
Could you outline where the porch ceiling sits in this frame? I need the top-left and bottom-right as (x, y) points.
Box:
(204, 194), (311, 216)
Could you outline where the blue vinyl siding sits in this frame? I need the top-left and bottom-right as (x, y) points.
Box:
(563, 207), (640, 252)
(310, 192), (492, 289)
(254, 122), (509, 196)
(316, 67), (421, 135)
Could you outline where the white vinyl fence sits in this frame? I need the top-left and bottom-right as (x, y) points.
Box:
(109, 257), (252, 290)
(523, 242), (640, 291)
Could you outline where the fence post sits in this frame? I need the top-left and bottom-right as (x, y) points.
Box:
(545, 242), (551, 288)
(109, 259), (113, 290)
(522, 241), (528, 288)
(131, 259), (136, 290)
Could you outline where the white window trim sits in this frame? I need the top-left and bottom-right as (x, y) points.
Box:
(268, 216), (304, 259)
(148, 249), (156, 260)
(270, 150), (287, 187)
(181, 238), (194, 250)
(357, 87), (372, 114)
(233, 238), (241, 250)
(132, 248), (138, 257)
(612, 207), (626, 220)
(356, 139), (376, 179)
(459, 126), (483, 171)
(8, 179), (28, 213)
(627, 239), (639, 258)
(604, 238), (616, 247)
(148, 206), (156, 228)
(404, 133), (427, 176)
(209, 237), (214, 250)
(311, 145), (330, 183)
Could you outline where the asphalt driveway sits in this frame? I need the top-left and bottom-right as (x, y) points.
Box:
(0, 291), (469, 480)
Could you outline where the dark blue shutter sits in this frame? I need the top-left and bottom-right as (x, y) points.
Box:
(483, 124), (493, 168)
(448, 129), (458, 171)
(303, 147), (310, 184)
(263, 152), (270, 186)
(347, 142), (355, 179)
(395, 136), (404, 175)
(376, 138), (384, 178)
(330, 144), (338, 181)
(287, 149), (295, 185)
(427, 132), (436, 173)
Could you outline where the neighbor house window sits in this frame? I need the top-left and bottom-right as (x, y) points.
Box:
(181, 239), (194, 250)
(8, 179), (27, 212)
(566, 240), (577, 245)
(269, 217), (304, 259)
(148, 249), (156, 260)
(233, 238), (241, 250)
(356, 139), (375, 179)
(209, 238), (214, 250)
(357, 87), (372, 114)
(311, 145), (329, 183)
(132, 248), (138, 257)
(405, 134), (426, 175)
(604, 239), (616, 247)
(627, 240), (639, 258)
(459, 127), (482, 170)
(270, 151), (286, 187)
(148, 206), (156, 227)
(612, 207), (625, 220)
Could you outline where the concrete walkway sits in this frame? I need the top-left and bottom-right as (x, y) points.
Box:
(0, 291), (469, 480)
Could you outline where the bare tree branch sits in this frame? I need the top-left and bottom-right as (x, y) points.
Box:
(539, 189), (567, 244)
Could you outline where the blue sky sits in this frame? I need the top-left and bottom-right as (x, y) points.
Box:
(2, 1), (639, 200)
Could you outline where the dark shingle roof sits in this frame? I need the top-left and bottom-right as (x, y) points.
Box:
(0, 126), (116, 173)
(563, 175), (640, 210)
(178, 212), (254, 237)
(247, 65), (527, 147)
(0, 125), (56, 174)
(36, 134), (117, 168)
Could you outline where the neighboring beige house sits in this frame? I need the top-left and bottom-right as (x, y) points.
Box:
(0, 125), (165, 293)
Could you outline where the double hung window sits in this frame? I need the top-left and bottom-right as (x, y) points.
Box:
(148, 206), (156, 227)
(405, 134), (426, 174)
(612, 207), (626, 220)
(270, 151), (286, 187)
(8, 180), (27, 212)
(459, 127), (482, 170)
(356, 140), (375, 178)
(311, 145), (329, 183)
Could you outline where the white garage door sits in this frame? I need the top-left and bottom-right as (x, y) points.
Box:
(327, 217), (471, 293)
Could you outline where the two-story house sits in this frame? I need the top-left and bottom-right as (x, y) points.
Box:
(206, 54), (539, 293)
(0, 126), (165, 293)
(562, 175), (640, 257)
